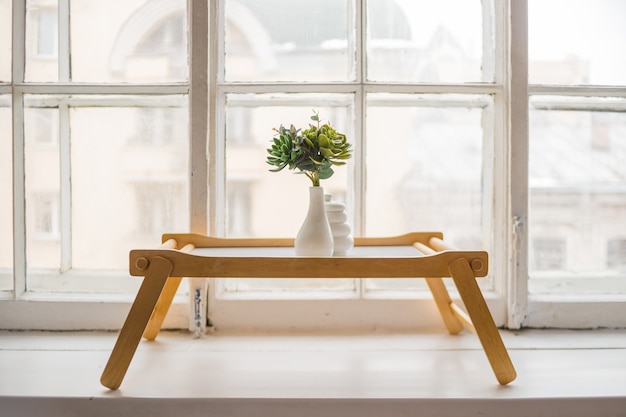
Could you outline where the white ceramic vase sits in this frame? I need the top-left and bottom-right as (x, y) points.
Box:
(294, 186), (334, 256)
(324, 194), (354, 256)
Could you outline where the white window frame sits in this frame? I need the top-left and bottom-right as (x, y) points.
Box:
(1, 0), (625, 331)
(522, 0), (626, 328)
(525, 83), (626, 328)
(0, 0), (193, 329)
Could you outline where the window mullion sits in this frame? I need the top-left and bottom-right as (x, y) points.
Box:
(507, 0), (529, 329)
(353, 0), (366, 297)
(188, 0), (210, 333)
(59, 102), (71, 272)
(189, 0), (209, 235)
(210, 0), (225, 237)
(12, 92), (26, 297)
(58, 0), (72, 276)
(12, 0), (26, 297)
(354, 0), (365, 236)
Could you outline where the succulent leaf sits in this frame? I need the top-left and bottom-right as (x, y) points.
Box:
(266, 111), (352, 186)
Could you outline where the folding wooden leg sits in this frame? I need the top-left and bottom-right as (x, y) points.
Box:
(414, 242), (464, 334)
(448, 257), (517, 385)
(100, 256), (173, 390)
(142, 244), (194, 341)
(142, 276), (183, 341)
(424, 277), (465, 335)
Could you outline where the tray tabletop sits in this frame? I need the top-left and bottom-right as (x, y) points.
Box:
(190, 245), (424, 258)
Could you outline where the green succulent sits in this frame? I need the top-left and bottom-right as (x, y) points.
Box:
(266, 111), (352, 186)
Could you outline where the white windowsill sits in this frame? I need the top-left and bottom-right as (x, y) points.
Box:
(1, 329), (625, 417)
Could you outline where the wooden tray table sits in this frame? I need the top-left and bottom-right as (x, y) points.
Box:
(100, 232), (516, 390)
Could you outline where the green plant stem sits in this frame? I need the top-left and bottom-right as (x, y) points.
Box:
(305, 172), (320, 187)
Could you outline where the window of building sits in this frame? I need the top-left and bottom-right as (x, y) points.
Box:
(30, 192), (60, 238)
(607, 239), (626, 270)
(530, 238), (566, 270)
(36, 7), (57, 57)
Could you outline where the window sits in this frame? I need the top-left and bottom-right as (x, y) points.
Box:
(527, 0), (626, 307)
(36, 7), (57, 57)
(3, 0), (189, 304)
(214, 0), (500, 318)
(1, 0), (625, 331)
(607, 239), (626, 270)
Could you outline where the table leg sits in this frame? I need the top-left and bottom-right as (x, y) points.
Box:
(424, 277), (464, 334)
(100, 256), (173, 390)
(143, 276), (183, 341)
(448, 257), (517, 385)
(143, 243), (196, 340)
(414, 242), (464, 334)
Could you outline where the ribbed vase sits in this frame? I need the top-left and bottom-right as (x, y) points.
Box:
(324, 194), (354, 256)
(294, 186), (334, 256)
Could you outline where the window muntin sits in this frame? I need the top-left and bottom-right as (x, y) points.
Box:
(528, 0), (626, 86)
(0, 96), (12, 292)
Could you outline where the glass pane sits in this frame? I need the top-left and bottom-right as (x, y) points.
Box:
(25, 104), (61, 274)
(71, 0), (187, 82)
(529, 0), (626, 86)
(0, 0), (11, 82)
(25, 0), (59, 82)
(224, 0), (354, 82)
(0, 96), (12, 291)
(367, 0), (488, 83)
(529, 96), (626, 295)
(26, 95), (189, 293)
(365, 93), (492, 291)
(222, 93), (355, 293)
